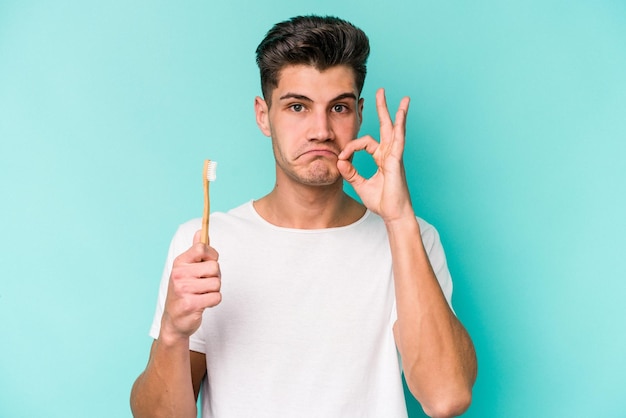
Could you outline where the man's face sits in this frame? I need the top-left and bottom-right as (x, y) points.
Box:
(255, 64), (364, 187)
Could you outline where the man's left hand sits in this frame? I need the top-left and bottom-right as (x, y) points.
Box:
(337, 88), (414, 224)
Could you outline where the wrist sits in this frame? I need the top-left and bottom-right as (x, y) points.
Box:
(379, 197), (415, 226)
(159, 316), (192, 348)
(384, 213), (420, 235)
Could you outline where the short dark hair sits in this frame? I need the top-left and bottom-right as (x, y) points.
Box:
(255, 15), (370, 103)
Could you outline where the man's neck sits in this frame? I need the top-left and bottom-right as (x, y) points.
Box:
(253, 181), (366, 229)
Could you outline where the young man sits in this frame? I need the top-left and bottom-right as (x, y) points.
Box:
(131, 15), (476, 418)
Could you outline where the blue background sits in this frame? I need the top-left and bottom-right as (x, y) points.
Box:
(1, 1), (625, 417)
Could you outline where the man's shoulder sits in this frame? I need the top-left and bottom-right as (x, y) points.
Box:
(212, 200), (257, 227)
(171, 201), (255, 243)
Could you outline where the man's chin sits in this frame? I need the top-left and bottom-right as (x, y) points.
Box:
(299, 170), (343, 187)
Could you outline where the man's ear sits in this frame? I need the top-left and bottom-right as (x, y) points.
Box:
(357, 97), (365, 127)
(254, 96), (271, 137)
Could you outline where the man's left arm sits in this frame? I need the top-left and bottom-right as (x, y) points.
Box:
(386, 214), (476, 418)
(338, 88), (477, 418)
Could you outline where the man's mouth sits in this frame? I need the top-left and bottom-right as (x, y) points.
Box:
(299, 148), (339, 158)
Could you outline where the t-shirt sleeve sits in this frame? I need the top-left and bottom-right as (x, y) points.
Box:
(148, 220), (207, 353)
(417, 218), (454, 307)
(390, 218), (454, 324)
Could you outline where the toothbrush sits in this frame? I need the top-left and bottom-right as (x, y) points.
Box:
(201, 159), (217, 245)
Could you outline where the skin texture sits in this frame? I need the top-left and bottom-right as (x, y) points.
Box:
(130, 64), (477, 418)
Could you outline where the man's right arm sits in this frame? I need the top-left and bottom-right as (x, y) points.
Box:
(130, 340), (206, 418)
(130, 231), (222, 418)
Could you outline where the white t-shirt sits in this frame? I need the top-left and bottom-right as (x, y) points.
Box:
(150, 201), (453, 418)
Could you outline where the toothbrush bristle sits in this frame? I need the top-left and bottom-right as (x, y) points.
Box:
(206, 160), (217, 181)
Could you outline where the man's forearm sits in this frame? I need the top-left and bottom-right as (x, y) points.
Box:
(130, 337), (198, 418)
(387, 216), (476, 417)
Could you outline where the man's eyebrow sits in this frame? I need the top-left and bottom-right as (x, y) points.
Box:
(332, 92), (358, 102)
(278, 92), (358, 102)
(279, 93), (312, 102)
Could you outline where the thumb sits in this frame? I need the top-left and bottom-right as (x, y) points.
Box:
(337, 159), (365, 188)
(193, 229), (208, 245)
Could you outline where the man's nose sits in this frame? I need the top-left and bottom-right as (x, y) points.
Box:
(307, 110), (334, 141)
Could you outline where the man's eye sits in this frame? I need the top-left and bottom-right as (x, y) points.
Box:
(290, 104), (304, 112)
(333, 104), (347, 113)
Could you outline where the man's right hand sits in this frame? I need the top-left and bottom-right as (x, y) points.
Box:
(160, 230), (222, 343)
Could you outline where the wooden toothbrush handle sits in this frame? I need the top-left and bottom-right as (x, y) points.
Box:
(201, 161), (210, 244)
